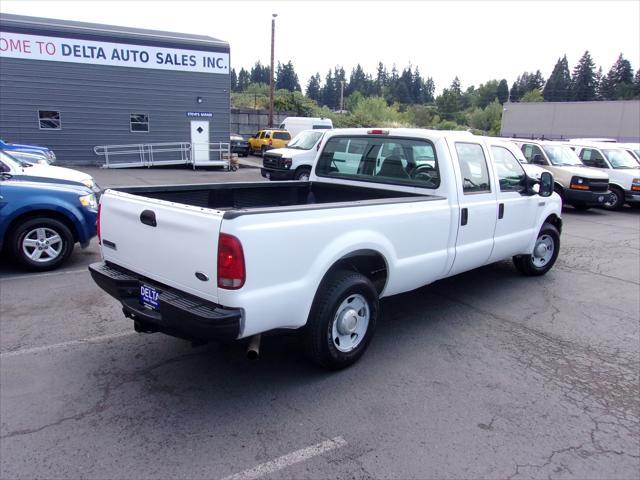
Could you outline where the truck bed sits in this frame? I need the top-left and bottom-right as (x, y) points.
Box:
(116, 181), (439, 217)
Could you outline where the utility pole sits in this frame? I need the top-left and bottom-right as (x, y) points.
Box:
(269, 13), (277, 128)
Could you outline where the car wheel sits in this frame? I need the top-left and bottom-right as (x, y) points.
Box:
(9, 217), (74, 271)
(303, 270), (378, 369)
(294, 167), (311, 181)
(513, 223), (560, 276)
(603, 185), (624, 211)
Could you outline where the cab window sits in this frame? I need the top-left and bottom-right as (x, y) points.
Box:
(521, 144), (546, 165)
(491, 146), (526, 192)
(259, 131), (266, 139)
(579, 148), (608, 168)
(316, 136), (440, 188)
(455, 142), (491, 193)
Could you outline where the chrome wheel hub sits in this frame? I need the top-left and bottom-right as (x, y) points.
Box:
(332, 294), (370, 353)
(532, 234), (554, 268)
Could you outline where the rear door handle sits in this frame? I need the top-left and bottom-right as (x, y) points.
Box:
(498, 203), (504, 219)
(461, 207), (468, 226)
(140, 210), (157, 227)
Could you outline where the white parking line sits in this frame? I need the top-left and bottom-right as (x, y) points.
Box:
(220, 436), (347, 480)
(0, 331), (136, 359)
(0, 267), (88, 282)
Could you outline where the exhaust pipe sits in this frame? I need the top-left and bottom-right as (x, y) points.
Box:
(246, 334), (261, 360)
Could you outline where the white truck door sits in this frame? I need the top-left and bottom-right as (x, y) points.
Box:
(449, 141), (498, 276)
(488, 145), (539, 262)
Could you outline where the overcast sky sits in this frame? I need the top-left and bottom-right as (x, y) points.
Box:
(3, 0), (639, 93)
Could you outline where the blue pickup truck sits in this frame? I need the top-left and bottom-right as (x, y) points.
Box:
(0, 174), (98, 271)
(0, 139), (56, 164)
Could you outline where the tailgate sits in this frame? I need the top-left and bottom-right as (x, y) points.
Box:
(99, 190), (223, 303)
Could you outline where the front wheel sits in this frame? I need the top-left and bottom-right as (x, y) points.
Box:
(294, 167), (311, 181)
(303, 270), (379, 369)
(9, 217), (74, 271)
(603, 186), (624, 211)
(513, 223), (560, 276)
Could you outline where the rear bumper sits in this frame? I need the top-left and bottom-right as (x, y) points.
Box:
(564, 188), (609, 206)
(261, 168), (295, 180)
(89, 262), (242, 342)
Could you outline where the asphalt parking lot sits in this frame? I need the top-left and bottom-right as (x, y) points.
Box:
(1, 166), (639, 480)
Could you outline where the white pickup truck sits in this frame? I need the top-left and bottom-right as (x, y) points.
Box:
(90, 129), (561, 369)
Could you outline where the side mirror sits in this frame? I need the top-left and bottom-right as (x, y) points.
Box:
(539, 171), (553, 197)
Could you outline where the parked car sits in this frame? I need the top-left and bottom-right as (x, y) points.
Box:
(512, 139), (609, 210)
(90, 128), (561, 369)
(569, 142), (640, 210)
(248, 129), (291, 156)
(0, 150), (100, 194)
(0, 176), (98, 271)
(0, 139), (56, 164)
(261, 129), (325, 181)
(6, 149), (50, 165)
(230, 134), (250, 157)
(278, 117), (333, 139)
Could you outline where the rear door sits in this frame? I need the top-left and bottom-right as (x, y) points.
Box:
(99, 191), (224, 303)
(449, 141), (498, 276)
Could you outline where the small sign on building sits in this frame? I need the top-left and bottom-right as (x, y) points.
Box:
(186, 111), (213, 118)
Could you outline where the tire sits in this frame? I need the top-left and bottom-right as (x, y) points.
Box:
(294, 167), (311, 181)
(603, 185), (624, 211)
(9, 217), (74, 271)
(513, 223), (560, 276)
(303, 270), (379, 369)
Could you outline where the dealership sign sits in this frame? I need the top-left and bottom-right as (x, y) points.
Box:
(0, 31), (229, 74)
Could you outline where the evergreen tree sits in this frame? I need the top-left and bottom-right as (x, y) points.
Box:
(376, 62), (387, 95)
(347, 64), (368, 97)
(423, 77), (435, 103)
(230, 68), (238, 92)
(250, 61), (270, 84)
(451, 76), (462, 95)
(497, 79), (509, 104)
(509, 81), (520, 102)
(601, 53), (634, 100)
(322, 70), (336, 109)
(594, 67), (604, 100)
(634, 70), (640, 98)
(396, 67), (414, 104)
(543, 55), (571, 101)
(237, 68), (250, 91)
(275, 60), (301, 91)
(305, 73), (322, 103)
(571, 51), (597, 101)
(412, 67), (424, 104)
(526, 70), (545, 92)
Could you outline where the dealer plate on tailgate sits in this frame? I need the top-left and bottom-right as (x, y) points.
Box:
(140, 284), (160, 311)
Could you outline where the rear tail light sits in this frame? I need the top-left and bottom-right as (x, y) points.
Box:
(218, 233), (245, 289)
(96, 203), (102, 243)
(269, 139), (273, 146)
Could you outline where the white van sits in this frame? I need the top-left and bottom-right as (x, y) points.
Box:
(261, 130), (326, 181)
(278, 117), (333, 139)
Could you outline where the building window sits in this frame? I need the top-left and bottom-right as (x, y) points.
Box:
(38, 110), (61, 130)
(130, 113), (149, 132)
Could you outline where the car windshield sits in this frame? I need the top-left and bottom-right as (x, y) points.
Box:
(0, 150), (31, 168)
(286, 130), (323, 150)
(603, 149), (639, 169)
(542, 145), (583, 166)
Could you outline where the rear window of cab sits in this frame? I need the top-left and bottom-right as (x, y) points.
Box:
(315, 136), (440, 189)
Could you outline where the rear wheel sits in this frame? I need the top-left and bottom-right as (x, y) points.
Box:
(9, 217), (74, 271)
(513, 223), (560, 276)
(303, 270), (378, 369)
(603, 185), (624, 211)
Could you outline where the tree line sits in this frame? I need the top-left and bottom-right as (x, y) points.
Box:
(231, 51), (640, 110)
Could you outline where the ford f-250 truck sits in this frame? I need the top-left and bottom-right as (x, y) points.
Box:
(89, 129), (561, 369)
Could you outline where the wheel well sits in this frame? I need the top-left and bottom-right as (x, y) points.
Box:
(544, 214), (562, 234)
(5, 210), (78, 244)
(323, 250), (388, 295)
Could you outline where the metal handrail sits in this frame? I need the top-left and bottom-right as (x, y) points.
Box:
(94, 142), (230, 169)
